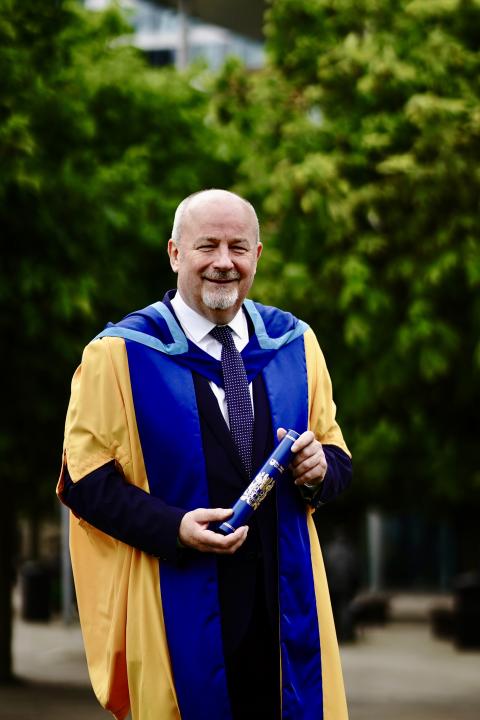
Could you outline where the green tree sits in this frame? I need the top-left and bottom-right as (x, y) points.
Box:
(0, 0), (231, 682)
(213, 0), (480, 508)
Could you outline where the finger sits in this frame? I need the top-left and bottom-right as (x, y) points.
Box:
(222, 531), (249, 554)
(199, 526), (248, 553)
(215, 526), (249, 554)
(179, 509), (235, 549)
(293, 459), (327, 485)
(191, 507), (233, 523)
(294, 468), (325, 486)
(292, 449), (325, 474)
(291, 440), (324, 466)
(291, 430), (315, 453)
(276, 427), (287, 442)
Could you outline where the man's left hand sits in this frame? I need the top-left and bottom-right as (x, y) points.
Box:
(277, 428), (327, 487)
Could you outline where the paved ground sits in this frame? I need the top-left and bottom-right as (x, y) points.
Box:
(1, 618), (108, 720)
(1, 595), (479, 719)
(342, 623), (480, 720)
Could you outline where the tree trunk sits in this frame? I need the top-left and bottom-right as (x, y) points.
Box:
(0, 491), (14, 683)
(29, 508), (40, 561)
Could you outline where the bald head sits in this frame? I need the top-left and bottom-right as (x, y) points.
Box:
(171, 189), (260, 246)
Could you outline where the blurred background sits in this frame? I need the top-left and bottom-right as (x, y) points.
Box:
(1, 0), (479, 718)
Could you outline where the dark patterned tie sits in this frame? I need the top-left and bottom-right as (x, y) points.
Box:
(210, 325), (254, 478)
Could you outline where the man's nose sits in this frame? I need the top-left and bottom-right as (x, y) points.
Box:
(212, 245), (234, 270)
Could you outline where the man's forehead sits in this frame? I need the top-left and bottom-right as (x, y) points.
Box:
(183, 198), (255, 236)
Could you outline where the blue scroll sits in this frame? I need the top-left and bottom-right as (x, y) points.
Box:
(217, 430), (300, 535)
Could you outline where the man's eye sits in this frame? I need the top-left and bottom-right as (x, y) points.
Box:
(232, 246), (248, 253)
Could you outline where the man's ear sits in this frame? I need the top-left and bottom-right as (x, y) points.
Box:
(252, 242), (263, 276)
(167, 239), (179, 273)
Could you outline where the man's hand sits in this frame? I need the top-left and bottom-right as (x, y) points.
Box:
(179, 508), (248, 554)
(277, 427), (327, 487)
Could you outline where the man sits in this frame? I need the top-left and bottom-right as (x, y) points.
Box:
(57, 189), (352, 720)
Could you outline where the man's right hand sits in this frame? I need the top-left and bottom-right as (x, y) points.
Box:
(178, 508), (248, 554)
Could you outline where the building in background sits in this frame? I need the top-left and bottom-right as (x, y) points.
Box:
(85, 0), (264, 69)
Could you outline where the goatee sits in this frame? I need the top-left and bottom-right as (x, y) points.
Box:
(202, 284), (239, 310)
(201, 270), (241, 310)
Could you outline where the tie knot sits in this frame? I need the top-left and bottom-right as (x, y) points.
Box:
(210, 325), (235, 348)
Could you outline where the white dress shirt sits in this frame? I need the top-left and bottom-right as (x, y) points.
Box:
(170, 291), (254, 426)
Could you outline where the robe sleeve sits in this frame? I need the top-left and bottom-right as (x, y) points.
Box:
(300, 445), (352, 508)
(303, 328), (352, 506)
(60, 461), (185, 561)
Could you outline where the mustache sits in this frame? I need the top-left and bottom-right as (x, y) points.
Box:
(202, 270), (241, 281)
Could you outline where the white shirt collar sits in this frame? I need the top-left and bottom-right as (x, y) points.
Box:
(170, 290), (249, 344)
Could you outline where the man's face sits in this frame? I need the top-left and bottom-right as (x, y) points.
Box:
(168, 196), (262, 323)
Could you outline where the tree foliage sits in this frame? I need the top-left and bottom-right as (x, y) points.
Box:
(213, 0), (480, 508)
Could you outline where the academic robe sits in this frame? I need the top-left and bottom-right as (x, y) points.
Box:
(57, 295), (351, 720)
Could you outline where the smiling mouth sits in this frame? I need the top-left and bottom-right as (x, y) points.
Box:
(205, 278), (236, 283)
(203, 276), (240, 284)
